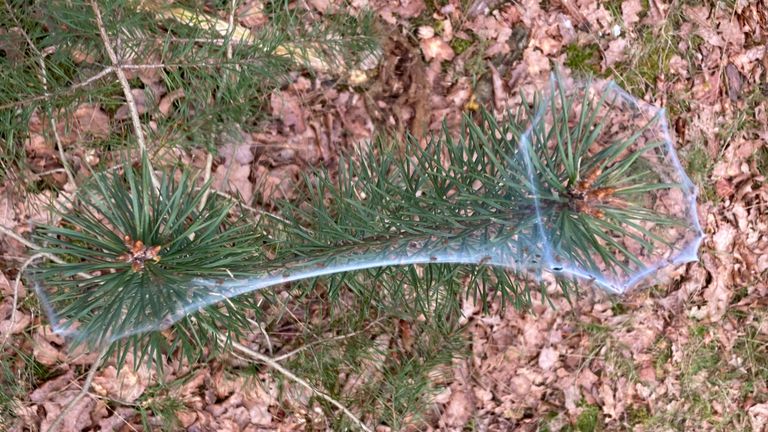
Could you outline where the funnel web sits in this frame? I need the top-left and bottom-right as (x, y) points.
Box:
(31, 73), (704, 348)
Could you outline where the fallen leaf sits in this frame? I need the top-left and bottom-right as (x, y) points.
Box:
(538, 346), (559, 370)
(713, 223), (737, 252)
(0, 308), (31, 335)
(621, 0), (644, 28)
(61, 103), (111, 144)
(603, 38), (628, 68)
(523, 46), (550, 77)
(213, 163), (253, 204)
(115, 88), (153, 120)
(271, 91), (306, 133)
(420, 37), (455, 62)
(440, 388), (473, 428)
(158, 89), (185, 117)
(238, 1), (267, 28)
(33, 331), (63, 366)
(92, 365), (149, 403)
(749, 403), (768, 432)
(718, 17), (745, 49)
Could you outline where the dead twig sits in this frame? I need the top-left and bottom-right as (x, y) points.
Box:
(0, 253), (47, 348)
(225, 337), (373, 432)
(272, 319), (383, 362)
(91, 0), (159, 188)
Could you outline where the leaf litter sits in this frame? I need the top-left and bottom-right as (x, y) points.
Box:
(1, 0), (768, 430)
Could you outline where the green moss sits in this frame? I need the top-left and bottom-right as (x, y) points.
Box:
(450, 37), (473, 55)
(756, 146), (768, 177)
(564, 43), (601, 75)
(627, 405), (651, 425)
(576, 404), (602, 432)
(685, 145), (717, 203)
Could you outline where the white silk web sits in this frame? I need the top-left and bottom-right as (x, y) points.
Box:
(32, 73), (704, 346)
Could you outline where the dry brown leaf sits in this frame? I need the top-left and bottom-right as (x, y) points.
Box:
(523, 46), (550, 77)
(307, 0), (330, 13)
(270, 91), (306, 133)
(253, 164), (299, 202)
(213, 162), (253, 203)
(0, 194), (16, 232)
(713, 223), (737, 252)
(749, 403), (768, 432)
(603, 38), (628, 68)
(32, 332), (64, 366)
(60, 103), (111, 145)
(0, 308), (30, 335)
(420, 37), (455, 62)
(219, 129), (255, 165)
(238, 1), (267, 28)
(115, 89), (153, 120)
(40, 390), (96, 432)
(91, 365), (149, 403)
(621, 0), (644, 28)
(537, 346), (559, 371)
(718, 17), (745, 49)
(158, 89), (185, 117)
(0, 271), (23, 298)
(440, 388), (473, 428)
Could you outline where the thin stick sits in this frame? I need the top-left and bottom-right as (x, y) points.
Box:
(198, 153), (214, 212)
(0, 67), (114, 111)
(273, 319), (382, 362)
(91, 1), (146, 155)
(46, 345), (110, 432)
(0, 224), (42, 252)
(0, 225), (93, 280)
(91, 0), (159, 189)
(0, 253), (47, 348)
(225, 337), (373, 432)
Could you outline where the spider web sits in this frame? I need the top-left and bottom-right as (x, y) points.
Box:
(32, 72), (704, 344)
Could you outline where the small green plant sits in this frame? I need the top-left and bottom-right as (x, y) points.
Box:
(564, 43), (601, 75)
(33, 155), (268, 366)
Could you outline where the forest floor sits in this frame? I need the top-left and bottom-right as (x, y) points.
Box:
(1, 0), (768, 431)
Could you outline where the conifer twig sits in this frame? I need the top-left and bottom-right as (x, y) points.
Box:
(0, 67), (114, 111)
(3, 2), (76, 187)
(225, 336), (374, 432)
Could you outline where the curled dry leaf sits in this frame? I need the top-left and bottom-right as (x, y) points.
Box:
(271, 91), (306, 133)
(91, 365), (150, 404)
(749, 403), (768, 432)
(420, 37), (455, 62)
(0, 307), (31, 335)
(621, 0), (644, 28)
(440, 387), (473, 428)
(603, 38), (628, 68)
(537, 346), (559, 371)
(238, 1), (268, 28)
(32, 332), (67, 367)
(158, 89), (186, 117)
(0, 271), (24, 298)
(58, 103), (111, 145)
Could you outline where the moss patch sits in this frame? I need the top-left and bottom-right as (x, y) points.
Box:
(564, 43), (602, 75)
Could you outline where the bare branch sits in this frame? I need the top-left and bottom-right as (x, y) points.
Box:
(226, 337), (374, 432)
